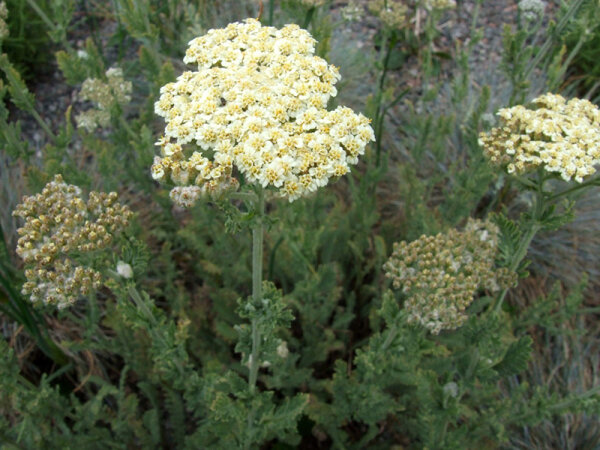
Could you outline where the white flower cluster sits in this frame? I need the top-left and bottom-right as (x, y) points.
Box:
(518, 0), (545, 23)
(153, 18), (374, 205)
(479, 93), (600, 183)
(76, 67), (132, 132)
(341, 0), (364, 22)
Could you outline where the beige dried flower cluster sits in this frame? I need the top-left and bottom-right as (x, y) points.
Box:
(368, 0), (455, 29)
(13, 175), (133, 309)
(384, 219), (516, 334)
(152, 18), (374, 205)
(0, 2), (8, 40)
(76, 67), (132, 132)
(479, 93), (600, 183)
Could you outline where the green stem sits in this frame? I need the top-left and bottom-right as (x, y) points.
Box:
(119, 116), (138, 142)
(303, 7), (316, 29)
(248, 186), (265, 392)
(25, 0), (55, 31)
(524, 0), (585, 78)
(550, 31), (587, 90)
(128, 284), (158, 326)
(548, 176), (600, 202)
(30, 109), (57, 142)
(380, 324), (398, 352)
(493, 173), (546, 313)
(25, 0), (73, 51)
(494, 225), (540, 314)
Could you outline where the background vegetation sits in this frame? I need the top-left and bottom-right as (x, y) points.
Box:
(0, 0), (599, 448)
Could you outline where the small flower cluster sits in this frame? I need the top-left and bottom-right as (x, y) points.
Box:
(518, 0), (545, 23)
(367, 0), (408, 29)
(341, 0), (363, 22)
(384, 219), (516, 334)
(0, 2), (8, 40)
(76, 67), (132, 132)
(153, 18), (374, 205)
(13, 175), (133, 309)
(368, 0), (455, 30)
(479, 93), (600, 183)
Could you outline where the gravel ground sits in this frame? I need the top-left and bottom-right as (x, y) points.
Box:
(15, 1), (561, 150)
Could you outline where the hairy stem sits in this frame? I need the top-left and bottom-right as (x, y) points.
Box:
(248, 186), (265, 392)
(493, 173), (546, 313)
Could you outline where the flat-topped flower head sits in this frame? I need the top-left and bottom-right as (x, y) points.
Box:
(384, 219), (516, 334)
(152, 18), (374, 206)
(479, 93), (600, 183)
(13, 175), (133, 309)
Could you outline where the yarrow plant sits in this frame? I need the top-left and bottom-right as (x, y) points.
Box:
(479, 93), (600, 182)
(150, 18), (374, 443)
(76, 67), (132, 132)
(12, 175), (132, 309)
(152, 18), (374, 205)
(384, 219), (515, 334)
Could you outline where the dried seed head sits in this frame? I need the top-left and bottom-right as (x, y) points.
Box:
(384, 219), (516, 334)
(13, 175), (133, 309)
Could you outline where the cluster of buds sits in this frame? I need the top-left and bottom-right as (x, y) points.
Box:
(152, 18), (374, 205)
(384, 219), (516, 334)
(13, 175), (133, 309)
(76, 67), (132, 132)
(479, 93), (600, 183)
(368, 0), (455, 30)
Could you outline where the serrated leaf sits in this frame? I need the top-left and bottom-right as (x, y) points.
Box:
(493, 335), (533, 377)
(491, 211), (522, 266)
(0, 54), (35, 112)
